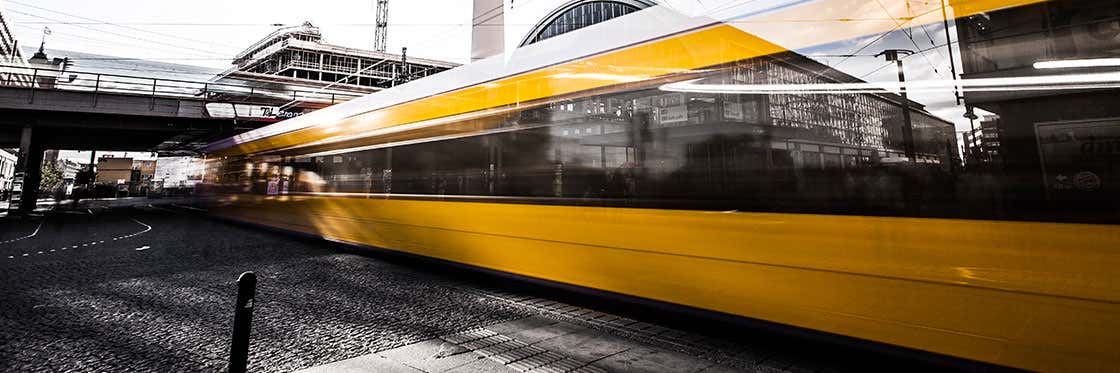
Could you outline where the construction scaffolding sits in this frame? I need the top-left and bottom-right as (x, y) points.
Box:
(230, 22), (457, 90)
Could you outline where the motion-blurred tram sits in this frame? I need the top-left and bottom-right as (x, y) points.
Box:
(201, 0), (1120, 371)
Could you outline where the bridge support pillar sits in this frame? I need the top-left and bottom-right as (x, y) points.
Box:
(15, 126), (44, 214)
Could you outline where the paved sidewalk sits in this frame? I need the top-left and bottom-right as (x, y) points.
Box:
(297, 315), (747, 373)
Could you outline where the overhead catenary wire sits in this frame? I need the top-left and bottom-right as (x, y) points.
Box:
(7, 0), (244, 51)
(824, 1), (952, 75)
(4, 9), (232, 58)
(917, 22), (948, 62)
(871, 0), (942, 76)
(472, 3), (504, 25)
(11, 23), (236, 64)
(472, 3), (505, 28)
(859, 38), (960, 79)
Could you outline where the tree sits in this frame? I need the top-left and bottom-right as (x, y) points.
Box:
(39, 163), (63, 192)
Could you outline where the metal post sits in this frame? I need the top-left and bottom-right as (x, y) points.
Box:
(87, 150), (96, 199)
(93, 74), (101, 107)
(894, 58), (915, 160)
(28, 69), (38, 104)
(877, 49), (917, 161)
(940, 0), (962, 105)
(149, 79), (158, 110)
(399, 47), (408, 85)
(228, 272), (257, 373)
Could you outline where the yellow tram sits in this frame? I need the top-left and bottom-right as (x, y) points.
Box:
(201, 0), (1120, 371)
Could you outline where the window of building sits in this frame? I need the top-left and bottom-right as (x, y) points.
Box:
(522, 0), (652, 46)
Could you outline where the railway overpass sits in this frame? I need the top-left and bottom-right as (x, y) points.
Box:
(0, 64), (363, 213)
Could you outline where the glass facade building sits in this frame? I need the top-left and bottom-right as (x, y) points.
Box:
(523, 1), (650, 46)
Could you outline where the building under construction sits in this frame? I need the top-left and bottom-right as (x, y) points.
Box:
(225, 22), (459, 90)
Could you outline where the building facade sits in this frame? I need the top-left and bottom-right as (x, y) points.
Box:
(95, 156), (134, 185)
(0, 149), (15, 199)
(226, 22), (459, 90)
(54, 159), (82, 196)
(962, 116), (1002, 167)
(133, 159), (157, 194)
(154, 156), (205, 189)
(94, 156), (159, 195)
(0, 1), (32, 86)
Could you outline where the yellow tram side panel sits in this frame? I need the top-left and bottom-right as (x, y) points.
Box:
(211, 195), (1120, 372)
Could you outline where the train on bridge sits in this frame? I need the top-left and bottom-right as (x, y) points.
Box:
(200, 0), (1120, 371)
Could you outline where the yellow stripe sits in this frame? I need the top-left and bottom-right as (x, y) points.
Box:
(211, 195), (1120, 372)
(211, 0), (1045, 157)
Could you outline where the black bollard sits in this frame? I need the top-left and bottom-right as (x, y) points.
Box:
(228, 272), (257, 373)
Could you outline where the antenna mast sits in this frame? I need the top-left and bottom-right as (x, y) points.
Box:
(374, 0), (389, 52)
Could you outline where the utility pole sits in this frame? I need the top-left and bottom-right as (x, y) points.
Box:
(374, 0), (389, 52)
(877, 49), (917, 161)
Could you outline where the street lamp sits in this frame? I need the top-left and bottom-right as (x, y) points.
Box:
(876, 49), (917, 161)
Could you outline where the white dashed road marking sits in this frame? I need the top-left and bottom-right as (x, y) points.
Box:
(15, 216), (156, 260)
(0, 220), (44, 245)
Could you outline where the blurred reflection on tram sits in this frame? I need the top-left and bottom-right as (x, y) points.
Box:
(211, 52), (1113, 223)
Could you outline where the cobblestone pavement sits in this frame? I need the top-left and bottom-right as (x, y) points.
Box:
(0, 205), (997, 373)
(0, 206), (532, 372)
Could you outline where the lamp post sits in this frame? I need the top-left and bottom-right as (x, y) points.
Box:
(877, 49), (916, 161)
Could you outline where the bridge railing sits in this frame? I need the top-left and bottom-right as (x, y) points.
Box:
(0, 64), (365, 110)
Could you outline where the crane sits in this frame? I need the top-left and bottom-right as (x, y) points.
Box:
(374, 0), (389, 52)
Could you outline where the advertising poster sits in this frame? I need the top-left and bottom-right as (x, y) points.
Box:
(1035, 118), (1120, 199)
(266, 180), (279, 195)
